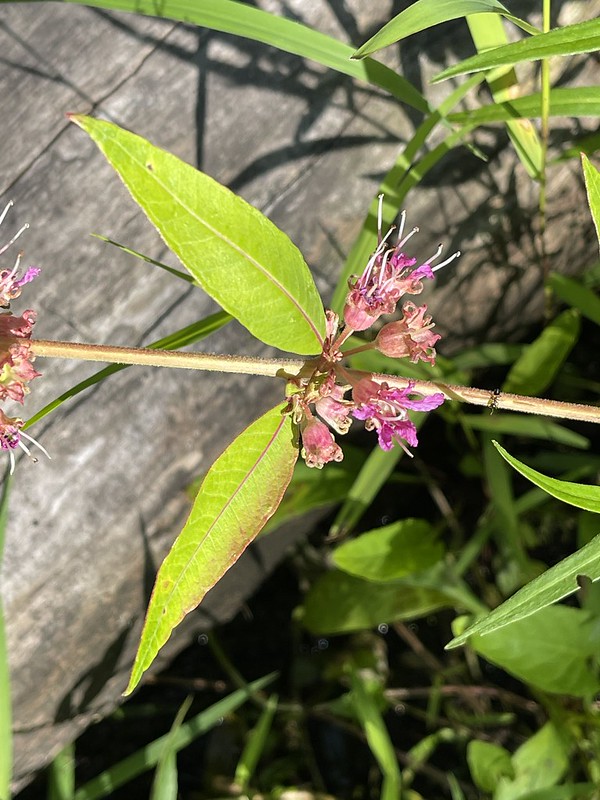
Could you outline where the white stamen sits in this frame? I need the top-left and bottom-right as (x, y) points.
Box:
(377, 194), (384, 240)
(425, 243), (444, 264)
(0, 223), (29, 257)
(20, 430), (51, 461)
(431, 250), (461, 273)
(396, 210), (407, 244)
(397, 226), (419, 250)
(0, 201), (14, 228)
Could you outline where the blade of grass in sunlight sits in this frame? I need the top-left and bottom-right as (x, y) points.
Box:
(448, 87), (600, 124)
(331, 73), (483, 313)
(467, 12), (542, 180)
(73, 673), (276, 800)
(0, 473), (12, 800)
(352, 0), (537, 59)
(48, 743), (76, 800)
(25, 311), (232, 428)
(43, 0), (428, 112)
(432, 18), (600, 82)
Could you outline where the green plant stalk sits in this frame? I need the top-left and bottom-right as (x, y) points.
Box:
(0, 473), (12, 800)
(540, 0), (551, 293)
(48, 743), (75, 800)
(30, 339), (600, 425)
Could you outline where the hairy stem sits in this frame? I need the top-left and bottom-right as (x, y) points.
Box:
(30, 338), (600, 424)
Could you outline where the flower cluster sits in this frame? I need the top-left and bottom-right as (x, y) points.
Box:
(290, 196), (459, 468)
(0, 201), (47, 473)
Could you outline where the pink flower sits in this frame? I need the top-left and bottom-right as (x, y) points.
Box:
(352, 378), (445, 455)
(342, 196), (459, 333)
(0, 408), (49, 474)
(0, 341), (41, 403)
(315, 384), (353, 434)
(0, 309), (37, 339)
(375, 302), (441, 364)
(300, 416), (343, 469)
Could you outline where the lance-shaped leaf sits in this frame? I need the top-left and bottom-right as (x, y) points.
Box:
(71, 115), (325, 355)
(126, 405), (298, 694)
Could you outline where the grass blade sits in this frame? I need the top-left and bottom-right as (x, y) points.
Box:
(449, 86), (600, 123)
(0, 473), (12, 800)
(74, 673), (276, 800)
(48, 743), (76, 800)
(149, 696), (192, 800)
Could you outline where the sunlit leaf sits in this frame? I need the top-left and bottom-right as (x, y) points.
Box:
(494, 442), (600, 512)
(467, 741), (513, 793)
(448, 87), (600, 123)
(352, 0), (537, 59)
(433, 18), (600, 82)
(582, 153), (600, 253)
(126, 405), (298, 693)
(71, 115), (325, 354)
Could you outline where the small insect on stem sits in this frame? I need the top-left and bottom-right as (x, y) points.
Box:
(487, 388), (501, 414)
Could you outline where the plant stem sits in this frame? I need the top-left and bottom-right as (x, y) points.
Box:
(30, 338), (600, 424)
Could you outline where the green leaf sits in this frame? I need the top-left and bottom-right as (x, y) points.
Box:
(0, 475), (11, 800)
(494, 442), (600, 513)
(150, 696), (192, 800)
(74, 673), (276, 800)
(548, 272), (600, 326)
(48, 743), (76, 800)
(71, 115), (325, 354)
(496, 723), (569, 800)
(449, 87), (600, 124)
(234, 694), (278, 793)
(467, 740), (514, 793)
(302, 571), (450, 634)
(126, 405), (298, 694)
(582, 154), (600, 253)
(433, 18), (600, 82)
(471, 605), (600, 697)
(333, 519), (444, 582)
(463, 414), (589, 450)
(350, 670), (401, 800)
(352, 0), (537, 59)
(50, 0), (427, 111)
(502, 309), (580, 395)
(447, 534), (600, 649)
(466, 12), (542, 180)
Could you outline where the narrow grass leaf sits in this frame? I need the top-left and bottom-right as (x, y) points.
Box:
(150, 696), (193, 800)
(44, 0), (427, 111)
(352, 0), (536, 59)
(126, 405), (298, 694)
(331, 74), (483, 313)
(350, 670), (401, 800)
(329, 446), (403, 538)
(433, 18), (600, 82)
(92, 234), (194, 283)
(502, 309), (580, 395)
(48, 743), (76, 800)
(234, 693), (278, 792)
(582, 153), (600, 252)
(464, 415), (589, 450)
(71, 115), (325, 354)
(548, 272), (600, 326)
(303, 571), (450, 634)
(333, 519), (444, 581)
(25, 311), (232, 428)
(0, 474), (12, 800)
(74, 673), (276, 800)
(449, 87), (600, 123)
(467, 12), (542, 179)
(493, 441), (600, 513)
